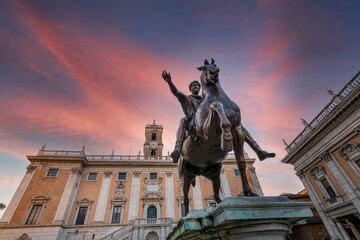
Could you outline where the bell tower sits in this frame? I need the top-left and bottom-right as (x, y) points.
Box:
(143, 120), (163, 159)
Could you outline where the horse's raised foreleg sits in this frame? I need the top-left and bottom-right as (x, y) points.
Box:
(203, 101), (233, 152)
(232, 126), (258, 196)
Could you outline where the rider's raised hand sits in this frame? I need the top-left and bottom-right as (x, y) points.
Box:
(162, 70), (171, 82)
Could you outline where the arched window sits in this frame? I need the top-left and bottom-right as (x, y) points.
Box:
(151, 150), (156, 156)
(147, 206), (157, 219)
(151, 133), (156, 140)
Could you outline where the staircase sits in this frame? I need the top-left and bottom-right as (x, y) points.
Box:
(101, 223), (134, 240)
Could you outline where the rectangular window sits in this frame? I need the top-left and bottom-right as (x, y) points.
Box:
(75, 207), (88, 225)
(321, 179), (336, 198)
(233, 169), (240, 177)
(180, 204), (185, 218)
(118, 172), (127, 180)
(111, 206), (122, 224)
(150, 173), (157, 180)
(25, 204), (42, 224)
(47, 169), (58, 177)
(88, 173), (97, 181)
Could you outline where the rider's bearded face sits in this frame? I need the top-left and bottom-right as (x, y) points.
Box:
(190, 84), (200, 95)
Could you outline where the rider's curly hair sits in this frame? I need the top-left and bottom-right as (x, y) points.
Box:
(189, 80), (200, 91)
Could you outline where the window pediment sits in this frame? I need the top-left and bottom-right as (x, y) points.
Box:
(339, 142), (360, 161)
(310, 165), (325, 180)
(77, 198), (93, 207)
(31, 195), (51, 204)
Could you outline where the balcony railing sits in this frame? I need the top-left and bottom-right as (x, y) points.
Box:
(37, 149), (85, 157)
(134, 218), (174, 225)
(286, 71), (360, 153)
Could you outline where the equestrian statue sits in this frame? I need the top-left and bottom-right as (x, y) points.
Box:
(162, 58), (275, 215)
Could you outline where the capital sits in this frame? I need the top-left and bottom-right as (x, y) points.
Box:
(133, 171), (141, 178)
(71, 168), (82, 175)
(295, 170), (306, 179)
(104, 171), (113, 177)
(26, 164), (37, 173)
(321, 151), (332, 162)
(166, 172), (172, 177)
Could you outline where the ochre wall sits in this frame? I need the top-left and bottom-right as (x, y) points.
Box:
(9, 168), (70, 225)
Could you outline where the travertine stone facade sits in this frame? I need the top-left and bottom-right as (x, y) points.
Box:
(282, 71), (360, 240)
(0, 121), (263, 240)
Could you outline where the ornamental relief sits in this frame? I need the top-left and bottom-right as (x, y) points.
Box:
(338, 142), (360, 161)
(310, 165), (325, 180)
(142, 177), (163, 199)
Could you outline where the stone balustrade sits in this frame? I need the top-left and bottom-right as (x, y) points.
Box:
(286, 71), (360, 153)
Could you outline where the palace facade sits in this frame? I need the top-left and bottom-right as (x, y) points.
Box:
(282, 71), (360, 240)
(0, 121), (263, 240)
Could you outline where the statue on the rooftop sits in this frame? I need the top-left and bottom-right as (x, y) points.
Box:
(162, 58), (275, 215)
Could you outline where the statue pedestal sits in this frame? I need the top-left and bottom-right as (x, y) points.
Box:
(167, 197), (313, 240)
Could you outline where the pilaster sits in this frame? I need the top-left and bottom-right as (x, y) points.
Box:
(322, 151), (360, 212)
(296, 171), (343, 239)
(128, 171), (141, 221)
(94, 171), (113, 224)
(248, 167), (264, 196)
(0, 165), (36, 226)
(220, 169), (231, 198)
(53, 167), (82, 225)
(165, 172), (175, 219)
(192, 177), (203, 209)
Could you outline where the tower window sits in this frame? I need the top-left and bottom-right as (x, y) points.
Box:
(151, 133), (156, 140)
(151, 150), (156, 156)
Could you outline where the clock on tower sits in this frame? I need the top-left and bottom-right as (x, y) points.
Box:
(143, 120), (163, 159)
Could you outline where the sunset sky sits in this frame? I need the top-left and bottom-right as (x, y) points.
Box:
(1, 0), (359, 215)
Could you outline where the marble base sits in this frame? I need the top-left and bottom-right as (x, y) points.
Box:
(166, 196), (313, 240)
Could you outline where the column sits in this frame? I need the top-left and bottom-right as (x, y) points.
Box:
(128, 171), (141, 221)
(323, 151), (360, 211)
(248, 167), (264, 196)
(335, 220), (351, 240)
(220, 170), (232, 198)
(93, 171), (112, 224)
(165, 172), (175, 219)
(53, 168), (82, 224)
(192, 177), (203, 209)
(0, 165), (36, 226)
(296, 171), (343, 239)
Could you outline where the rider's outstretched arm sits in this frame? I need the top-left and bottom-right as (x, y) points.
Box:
(162, 70), (186, 100)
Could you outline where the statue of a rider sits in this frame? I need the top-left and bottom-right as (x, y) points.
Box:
(161, 70), (275, 163)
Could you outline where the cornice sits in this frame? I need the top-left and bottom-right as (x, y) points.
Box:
(27, 155), (87, 164)
(282, 90), (360, 165)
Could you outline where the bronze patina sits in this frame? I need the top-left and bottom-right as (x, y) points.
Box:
(162, 58), (275, 215)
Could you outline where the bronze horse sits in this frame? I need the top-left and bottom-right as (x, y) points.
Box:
(179, 58), (257, 215)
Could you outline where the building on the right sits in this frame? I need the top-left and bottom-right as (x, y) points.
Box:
(282, 71), (360, 240)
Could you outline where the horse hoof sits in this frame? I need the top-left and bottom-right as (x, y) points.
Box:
(214, 195), (222, 203)
(243, 188), (259, 197)
(258, 151), (276, 161)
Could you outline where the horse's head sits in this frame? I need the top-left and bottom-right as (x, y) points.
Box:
(197, 58), (220, 85)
